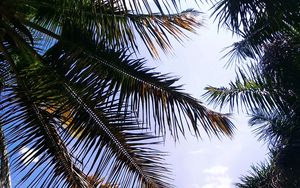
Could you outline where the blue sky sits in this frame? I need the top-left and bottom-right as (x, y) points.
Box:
(139, 2), (269, 188)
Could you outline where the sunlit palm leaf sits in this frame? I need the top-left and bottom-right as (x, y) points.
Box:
(60, 83), (172, 187)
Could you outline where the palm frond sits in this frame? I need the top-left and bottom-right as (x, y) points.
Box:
(235, 161), (273, 188)
(249, 108), (294, 146)
(236, 148), (300, 187)
(42, 27), (234, 139)
(0, 51), (91, 187)
(211, 0), (300, 61)
(16, 0), (203, 57)
(0, 65), (11, 188)
(1, 38), (172, 187)
(61, 83), (172, 187)
(207, 36), (300, 114)
(0, 1), (235, 187)
(204, 66), (279, 113)
(211, 0), (300, 34)
(224, 25), (282, 63)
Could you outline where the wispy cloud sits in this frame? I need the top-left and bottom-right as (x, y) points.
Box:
(203, 165), (228, 175)
(20, 147), (39, 164)
(201, 176), (232, 188)
(201, 165), (232, 188)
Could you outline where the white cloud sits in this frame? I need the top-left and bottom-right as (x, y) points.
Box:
(201, 176), (232, 188)
(203, 165), (228, 175)
(20, 147), (39, 164)
(201, 165), (232, 188)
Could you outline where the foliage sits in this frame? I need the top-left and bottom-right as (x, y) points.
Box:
(235, 161), (274, 188)
(212, 0), (300, 61)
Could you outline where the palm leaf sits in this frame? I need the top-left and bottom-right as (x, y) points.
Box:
(42, 26), (234, 139)
(16, 0), (203, 57)
(0, 48), (91, 187)
(1, 37), (172, 187)
(211, 0), (300, 61)
(249, 108), (294, 146)
(204, 66), (279, 113)
(235, 161), (274, 188)
(60, 83), (172, 187)
(211, 0), (300, 34)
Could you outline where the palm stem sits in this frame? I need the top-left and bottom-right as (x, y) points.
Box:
(0, 124), (11, 188)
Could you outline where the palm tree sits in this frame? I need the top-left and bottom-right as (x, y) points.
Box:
(204, 35), (300, 187)
(0, 0), (234, 187)
(206, 1), (300, 187)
